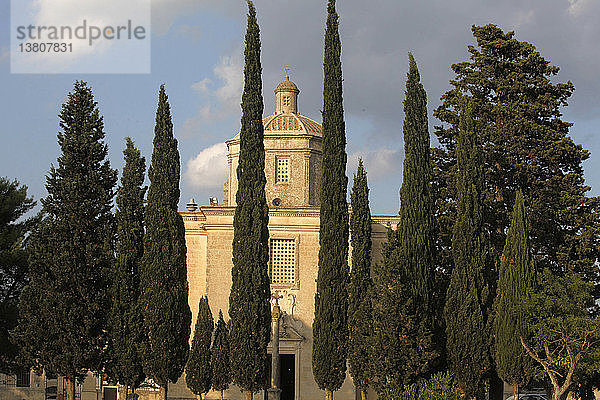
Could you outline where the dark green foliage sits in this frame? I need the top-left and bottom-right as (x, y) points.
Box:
(186, 297), (213, 397)
(443, 100), (492, 398)
(312, 0), (349, 394)
(15, 81), (117, 383)
(140, 85), (191, 390)
(107, 138), (146, 389)
(493, 191), (535, 390)
(0, 178), (36, 373)
(228, 2), (271, 396)
(521, 269), (600, 400)
(211, 311), (231, 399)
(347, 159), (372, 396)
(378, 371), (463, 400)
(432, 24), (600, 294)
(371, 53), (438, 393)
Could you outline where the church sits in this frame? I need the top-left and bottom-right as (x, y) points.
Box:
(0, 73), (399, 400)
(181, 72), (399, 400)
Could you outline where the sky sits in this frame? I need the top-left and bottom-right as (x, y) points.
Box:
(1, 0), (599, 215)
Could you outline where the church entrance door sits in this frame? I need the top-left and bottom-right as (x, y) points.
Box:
(265, 354), (295, 400)
(280, 354), (295, 400)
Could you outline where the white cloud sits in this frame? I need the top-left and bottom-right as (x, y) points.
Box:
(567, 0), (593, 16)
(212, 55), (243, 109)
(184, 142), (228, 189)
(513, 9), (535, 27)
(348, 148), (401, 182)
(191, 78), (212, 93)
(181, 54), (243, 137)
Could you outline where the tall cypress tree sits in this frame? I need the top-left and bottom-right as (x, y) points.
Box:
(312, 1), (349, 399)
(186, 297), (213, 399)
(15, 81), (117, 400)
(444, 101), (491, 399)
(371, 54), (438, 393)
(347, 159), (372, 400)
(140, 85), (191, 400)
(107, 138), (146, 393)
(493, 190), (535, 399)
(211, 311), (231, 400)
(228, 3), (271, 399)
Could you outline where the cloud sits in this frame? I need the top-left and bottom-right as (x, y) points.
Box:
(567, 0), (593, 16)
(151, 0), (238, 36)
(184, 142), (228, 189)
(513, 9), (535, 27)
(191, 78), (212, 93)
(181, 54), (243, 137)
(12, 0), (150, 72)
(348, 148), (402, 182)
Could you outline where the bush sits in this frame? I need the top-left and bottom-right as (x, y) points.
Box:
(378, 372), (463, 400)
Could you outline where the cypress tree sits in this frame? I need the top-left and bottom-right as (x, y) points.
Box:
(186, 297), (213, 399)
(347, 159), (372, 400)
(228, 3), (271, 399)
(211, 310), (231, 400)
(140, 85), (191, 400)
(371, 53), (438, 392)
(107, 137), (146, 393)
(15, 81), (117, 400)
(443, 100), (491, 399)
(312, 1), (349, 398)
(493, 190), (535, 399)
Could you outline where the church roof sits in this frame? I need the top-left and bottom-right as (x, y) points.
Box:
(229, 70), (322, 141)
(274, 77), (299, 93)
(263, 113), (322, 136)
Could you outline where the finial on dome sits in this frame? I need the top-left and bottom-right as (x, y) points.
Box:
(284, 66), (290, 80)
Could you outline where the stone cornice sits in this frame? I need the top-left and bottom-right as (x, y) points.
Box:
(181, 208), (400, 226)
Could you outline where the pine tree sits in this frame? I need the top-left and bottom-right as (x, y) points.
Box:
(371, 54), (438, 393)
(0, 178), (36, 373)
(14, 81), (117, 400)
(347, 159), (372, 400)
(228, 3), (271, 399)
(107, 138), (146, 393)
(186, 297), (213, 399)
(211, 311), (231, 400)
(493, 190), (535, 399)
(443, 100), (492, 399)
(312, 1), (349, 399)
(140, 85), (191, 400)
(433, 24), (599, 294)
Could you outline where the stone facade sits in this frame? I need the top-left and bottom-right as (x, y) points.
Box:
(182, 75), (399, 400)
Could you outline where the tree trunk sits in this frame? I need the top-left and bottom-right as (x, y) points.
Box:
(245, 390), (253, 400)
(325, 389), (333, 400)
(488, 371), (504, 400)
(361, 389), (368, 400)
(66, 377), (76, 400)
(220, 390), (224, 400)
(159, 384), (168, 400)
(514, 383), (519, 400)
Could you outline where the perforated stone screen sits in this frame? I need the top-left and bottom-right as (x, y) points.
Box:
(269, 238), (296, 284)
(276, 158), (290, 183)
